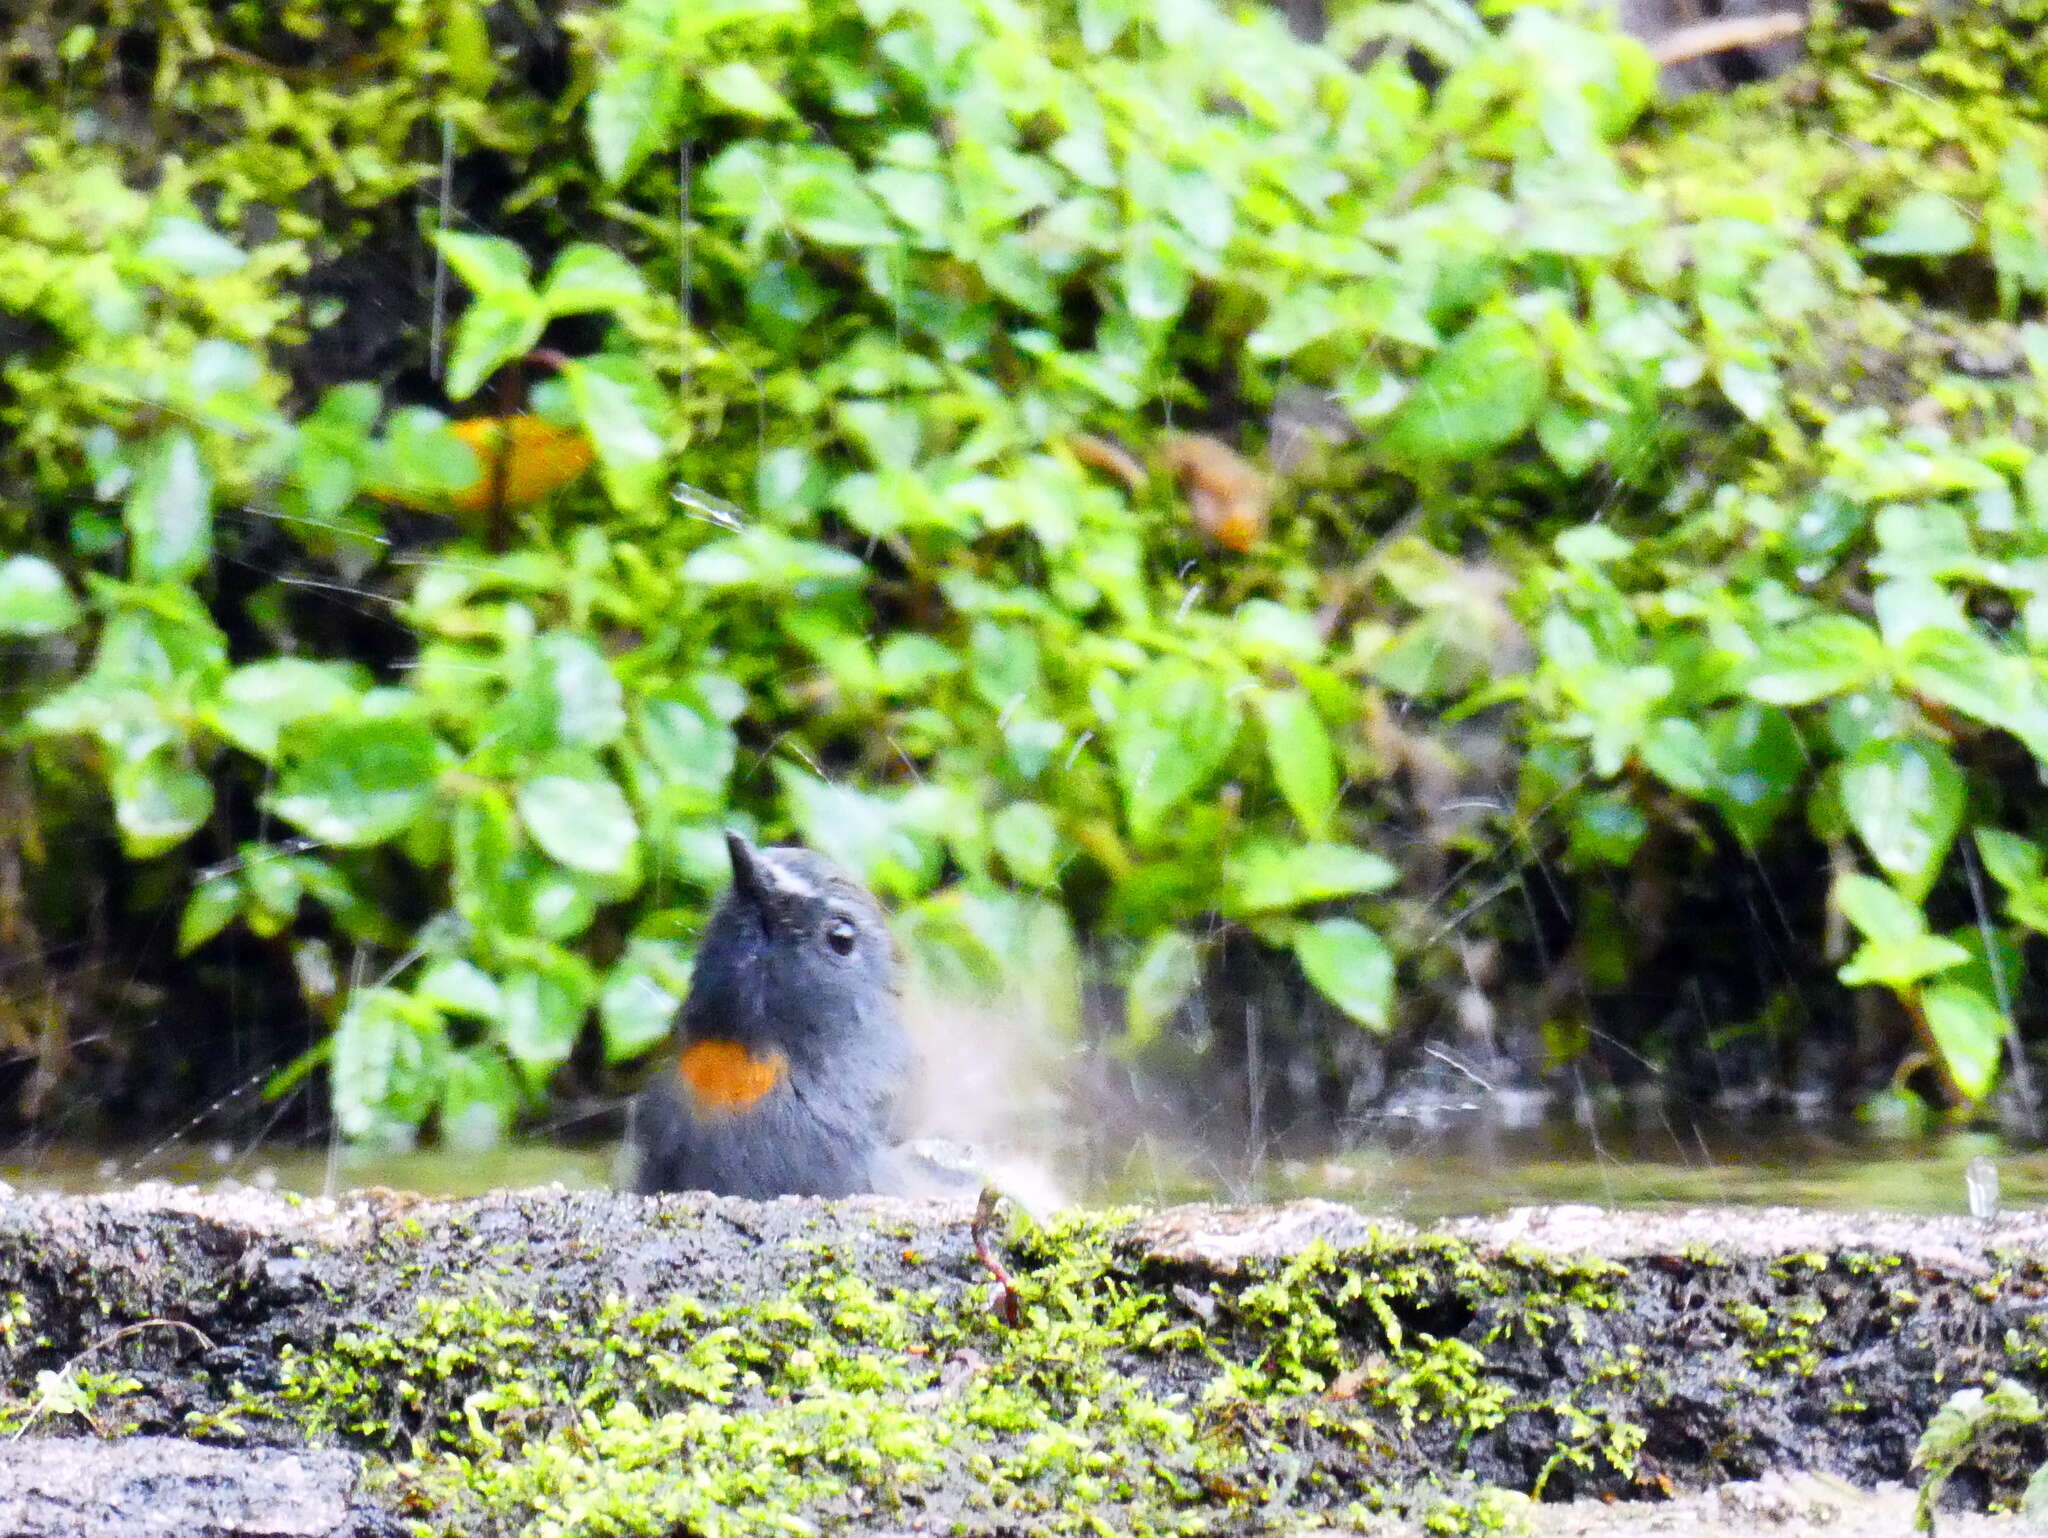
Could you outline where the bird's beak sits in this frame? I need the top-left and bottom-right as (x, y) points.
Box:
(726, 830), (775, 935)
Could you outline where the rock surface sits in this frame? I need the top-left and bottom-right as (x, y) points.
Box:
(1371, 1474), (2026, 1535)
(0, 1437), (384, 1538)
(0, 1186), (2043, 1534)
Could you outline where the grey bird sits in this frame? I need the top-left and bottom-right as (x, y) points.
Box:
(630, 832), (930, 1198)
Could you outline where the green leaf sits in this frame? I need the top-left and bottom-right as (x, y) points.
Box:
(0, 556), (81, 636)
(1703, 703), (1802, 846)
(1836, 874), (1970, 988)
(1256, 688), (1340, 838)
(1839, 738), (1964, 901)
(1537, 405), (1613, 476)
(600, 969), (679, 1062)
(600, 942), (691, 1063)
(1080, 0), (1142, 51)
(1862, 192), (1975, 258)
(1380, 310), (1547, 468)
(207, 660), (363, 762)
(1235, 602), (1323, 661)
(681, 529), (866, 593)
(1553, 525), (1632, 567)
(1225, 840), (1398, 913)
(868, 166), (949, 247)
(1976, 829), (2047, 897)
(968, 621), (1042, 710)
(777, 767), (942, 899)
(375, 409), (479, 502)
(990, 802), (1060, 887)
(26, 677), (164, 756)
(141, 216), (247, 277)
(784, 156), (896, 247)
(877, 634), (961, 693)
(1112, 659), (1238, 843)
(1834, 873), (1916, 944)
(484, 633), (626, 759)
(1120, 225), (1192, 323)
(1717, 360), (1781, 424)
(1292, 918), (1395, 1034)
(1875, 576), (1967, 646)
(703, 59), (794, 119)
(452, 785), (523, 933)
(676, 0), (803, 39)
(1839, 937), (1970, 991)
(631, 697), (736, 807)
(1638, 717), (1715, 797)
(897, 892), (1007, 996)
(299, 864), (393, 948)
(333, 987), (445, 1140)
(439, 1048), (523, 1151)
(1974, 829), (2048, 933)
(535, 633), (627, 751)
(1125, 929), (1200, 1045)
(516, 775), (640, 877)
(270, 716), (442, 847)
(561, 354), (667, 512)
(521, 864), (605, 942)
(1744, 616), (1887, 706)
(2023, 1460), (2048, 1524)
(588, 54), (682, 185)
(1922, 982), (2005, 1102)
(431, 230), (534, 298)
(539, 245), (649, 315)
(415, 959), (503, 1020)
(500, 950), (597, 1074)
(1900, 630), (2048, 754)
(241, 847), (304, 930)
(444, 294), (546, 401)
(111, 751), (212, 859)
(126, 431), (213, 583)
(178, 874), (243, 954)
(1567, 792), (1648, 866)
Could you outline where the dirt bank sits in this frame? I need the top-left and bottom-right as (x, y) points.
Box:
(1, 1188), (2044, 1534)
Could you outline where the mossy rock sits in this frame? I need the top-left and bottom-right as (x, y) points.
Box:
(1, 1188), (2045, 1533)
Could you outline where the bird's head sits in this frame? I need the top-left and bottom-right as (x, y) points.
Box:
(682, 832), (901, 1070)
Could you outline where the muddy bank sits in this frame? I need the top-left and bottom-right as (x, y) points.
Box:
(1, 1188), (2045, 1534)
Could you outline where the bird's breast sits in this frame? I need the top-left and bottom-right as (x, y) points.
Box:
(676, 1038), (789, 1117)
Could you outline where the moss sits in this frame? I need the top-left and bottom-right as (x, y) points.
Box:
(3, 0), (544, 228)
(1727, 1295), (1828, 1375)
(10, 1191), (2048, 1526)
(239, 1211), (1676, 1530)
(2005, 1316), (2048, 1374)
(274, 1212), (1263, 1535)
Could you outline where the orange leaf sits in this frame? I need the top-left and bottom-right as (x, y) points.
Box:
(1162, 434), (1268, 553)
(444, 415), (596, 515)
(1068, 431), (1149, 495)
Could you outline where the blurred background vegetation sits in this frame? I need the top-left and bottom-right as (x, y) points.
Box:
(4, 0), (2048, 1168)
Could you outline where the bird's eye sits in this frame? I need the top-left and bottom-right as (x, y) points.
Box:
(825, 917), (858, 956)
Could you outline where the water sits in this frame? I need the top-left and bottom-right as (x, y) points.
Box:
(2, 1120), (2038, 1220)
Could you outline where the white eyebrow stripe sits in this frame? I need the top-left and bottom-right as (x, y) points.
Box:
(757, 855), (817, 899)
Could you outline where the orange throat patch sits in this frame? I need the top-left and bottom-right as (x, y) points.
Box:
(677, 1039), (788, 1116)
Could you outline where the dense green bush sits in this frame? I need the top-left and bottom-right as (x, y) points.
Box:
(7, 0), (2048, 1143)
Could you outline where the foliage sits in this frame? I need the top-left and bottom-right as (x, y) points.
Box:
(1914, 1377), (2048, 1530)
(8, 0), (2048, 1140)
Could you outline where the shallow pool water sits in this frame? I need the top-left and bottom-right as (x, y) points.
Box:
(2, 1117), (2036, 1221)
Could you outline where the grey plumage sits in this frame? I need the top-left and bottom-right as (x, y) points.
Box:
(629, 833), (913, 1199)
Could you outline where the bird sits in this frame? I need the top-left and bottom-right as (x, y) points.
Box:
(628, 831), (925, 1199)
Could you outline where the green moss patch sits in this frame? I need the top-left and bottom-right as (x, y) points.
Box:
(3, 1192), (2046, 1531)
